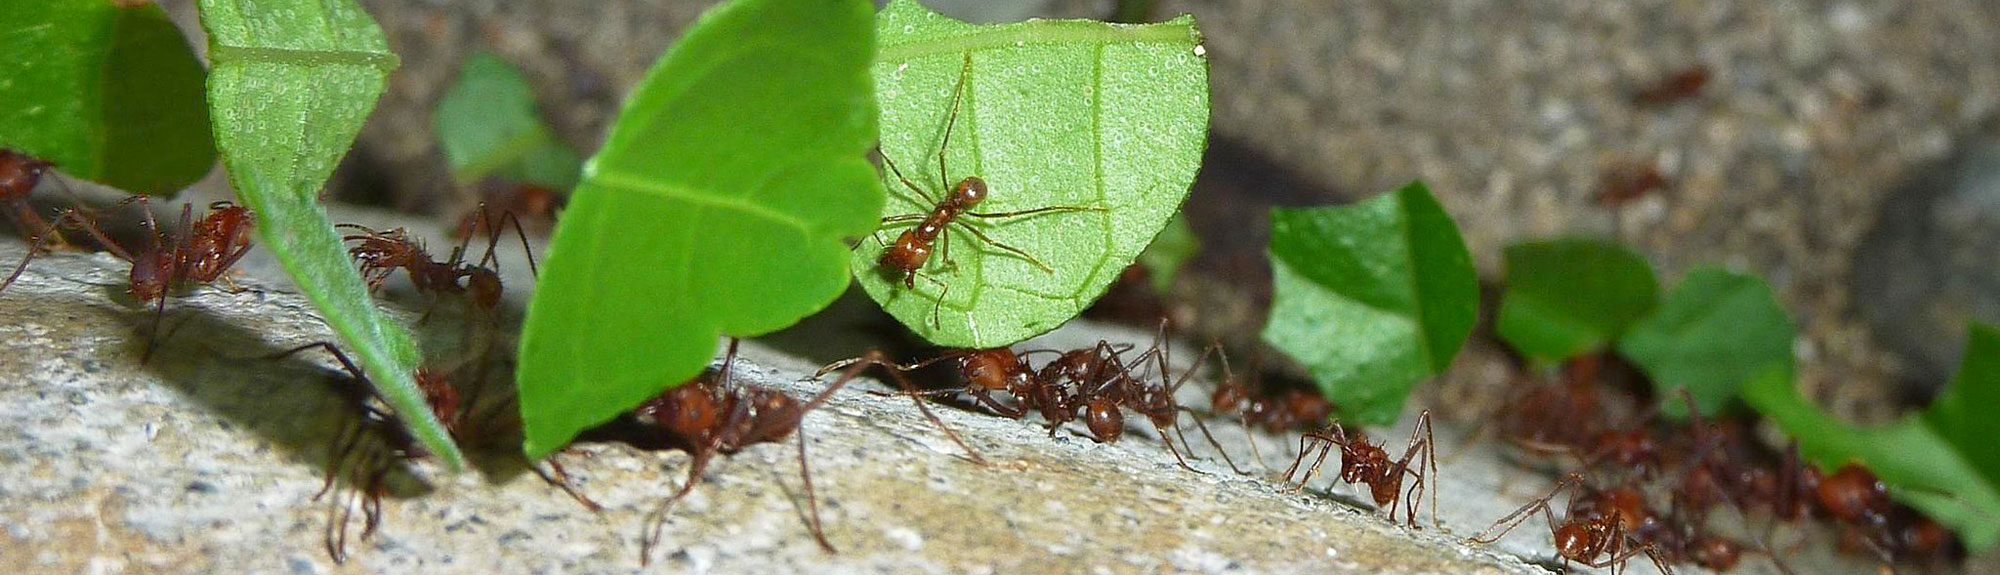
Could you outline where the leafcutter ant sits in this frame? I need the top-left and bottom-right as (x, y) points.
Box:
(873, 54), (1106, 327)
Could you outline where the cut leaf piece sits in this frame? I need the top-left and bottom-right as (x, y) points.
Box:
(1496, 238), (1657, 364)
(1260, 181), (1478, 426)
(1136, 213), (1197, 294)
(515, 0), (882, 459)
(1744, 323), (2000, 550)
(433, 51), (582, 190)
(855, 0), (1209, 348)
(1617, 267), (1792, 418)
(0, 0), (214, 194)
(200, 0), (461, 470)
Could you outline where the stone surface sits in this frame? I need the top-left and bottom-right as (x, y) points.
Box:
(0, 242), (1553, 574)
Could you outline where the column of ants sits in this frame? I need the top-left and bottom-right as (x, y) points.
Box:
(1465, 352), (1959, 574)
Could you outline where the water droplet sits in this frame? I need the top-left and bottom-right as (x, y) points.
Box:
(1193, 45), (1207, 57)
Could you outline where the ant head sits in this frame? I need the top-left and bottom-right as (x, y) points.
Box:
(952, 176), (987, 207)
(414, 368), (460, 431)
(0, 149), (51, 195)
(879, 231), (931, 281)
(1367, 472), (1404, 507)
(958, 349), (1018, 391)
(128, 250), (170, 301)
(1552, 521), (1599, 562)
(466, 268), (502, 310)
(1816, 463), (1889, 522)
(642, 383), (722, 438)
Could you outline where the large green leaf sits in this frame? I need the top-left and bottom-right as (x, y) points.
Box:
(433, 50), (581, 190)
(1744, 322), (2000, 549)
(1617, 267), (1792, 418)
(1496, 238), (1658, 364)
(854, 0), (1208, 348)
(200, 0), (461, 470)
(515, 0), (882, 459)
(0, 0), (213, 194)
(1260, 181), (1478, 425)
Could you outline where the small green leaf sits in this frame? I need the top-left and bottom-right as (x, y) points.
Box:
(855, 0), (1209, 347)
(1135, 212), (1196, 294)
(1496, 238), (1658, 364)
(1744, 324), (2000, 550)
(1260, 181), (1478, 425)
(200, 0), (461, 470)
(0, 0), (214, 194)
(515, 0), (882, 459)
(433, 51), (581, 190)
(1617, 267), (1792, 418)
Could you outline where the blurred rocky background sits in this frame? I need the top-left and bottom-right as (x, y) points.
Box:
(157, 0), (2000, 420)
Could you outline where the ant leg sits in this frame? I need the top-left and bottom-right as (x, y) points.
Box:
(936, 53), (974, 193)
(640, 453), (715, 567)
(915, 272), (950, 330)
(533, 454), (604, 513)
(964, 204), (1109, 220)
(1175, 410), (1251, 475)
(807, 351), (987, 466)
(879, 154), (940, 208)
(793, 423), (836, 553)
(1467, 473), (1578, 545)
(1, 210), (110, 293)
(952, 222), (1055, 273)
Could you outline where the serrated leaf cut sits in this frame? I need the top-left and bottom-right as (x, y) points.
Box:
(0, 0), (213, 194)
(1617, 267), (1792, 418)
(1260, 181), (1478, 426)
(855, 0), (1208, 347)
(1496, 238), (1658, 364)
(200, 0), (461, 470)
(515, 0), (882, 459)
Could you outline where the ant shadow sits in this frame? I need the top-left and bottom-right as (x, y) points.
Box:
(113, 293), (435, 502)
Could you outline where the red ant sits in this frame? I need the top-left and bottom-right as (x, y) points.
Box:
(818, 332), (1236, 474)
(1283, 412), (1440, 528)
(451, 181), (562, 239)
(2, 197), (254, 360)
(1207, 348), (1335, 434)
(0, 148), (71, 248)
(874, 54), (1105, 327)
(1470, 472), (1678, 575)
(628, 340), (984, 562)
(339, 205), (535, 316)
(1634, 64), (1711, 106)
(1596, 161), (1668, 207)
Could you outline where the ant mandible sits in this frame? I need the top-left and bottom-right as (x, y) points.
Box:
(1283, 411), (1440, 528)
(874, 53), (1106, 327)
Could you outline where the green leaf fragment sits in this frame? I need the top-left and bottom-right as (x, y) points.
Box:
(199, 0), (461, 470)
(0, 0), (214, 195)
(433, 51), (582, 190)
(1496, 238), (1658, 365)
(855, 0), (1209, 348)
(1260, 181), (1479, 426)
(1744, 323), (2000, 550)
(1617, 267), (1792, 418)
(515, 0), (883, 459)
(1135, 212), (1196, 294)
